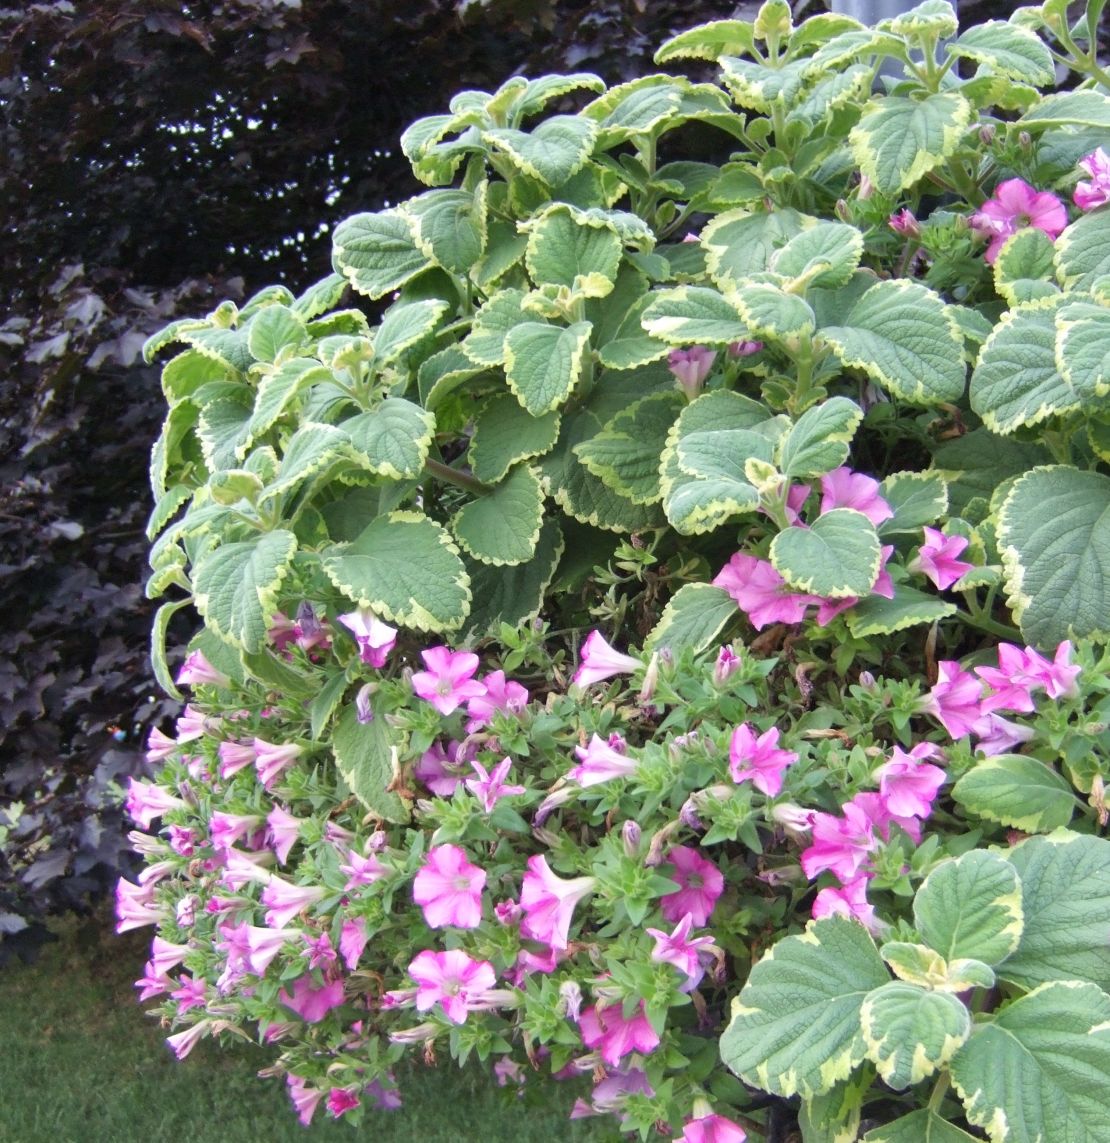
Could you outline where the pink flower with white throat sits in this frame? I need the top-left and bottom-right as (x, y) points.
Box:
(875, 743), (946, 819)
(971, 177), (1067, 263)
(578, 1001), (660, 1066)
(412, 843), (486, 929)
(569, 733), (638, 787)
(668, 346), (717, 399)
(408, 948), (497, 1024)
(125, 778), (186, 830)
(176, 650), (231, 688)
(411, 646), (486, 716)
(252, 738), (303, 788)
(465, 756), (526, 813)
(519, 855), (596, 949)
(337, 606), (397, 668)
(659, 846), (723, 927)
(1075, 147), (1110, 211)
(572, 630), (641, 688)
(728, 723), (797, 797)
(910, 527), (974, 590)
(260, 875), (325, 929)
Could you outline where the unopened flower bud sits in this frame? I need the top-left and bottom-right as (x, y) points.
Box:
(770, 801), (815, 839)
(979, 123), (995, 146)
(714, 645), (741, 685)
(622, 820), (642, 858)
(1019, 131), (1032, 150)
(835, 198), (851, 221)
(858, 173), (874, 200)
(679, 797), (704, 831)
(858, 670), (877, 691)
(558, 980), (583, 1022)
(637, 652), (659, 703)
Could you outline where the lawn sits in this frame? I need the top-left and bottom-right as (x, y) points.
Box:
(0, 913), (609, 1143)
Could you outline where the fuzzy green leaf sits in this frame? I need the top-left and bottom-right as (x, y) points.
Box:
(654, 20), (756, 63)
(702, 208), (807, 290)
(323, 512), (470, 632)
(403, 189), (484, 275)
(771, 509), (881, 598)
(952, 754), (1076, 833)
(778, 396), (863, 479)
(462, 289), (530, 367)
(1020, 90), (1110, 130)
(524, 205), (623, 296)
(450, 465), (544, 566)
(770, 222), (864, 289)
(249, 358), (331, 440)
(845, 584), (956, 637)
(730, 283), (815, 341)
(470, 394), (561, 484)
(860, 982), (969, 1090)
(417, 345), (485, 410)
(720, 916), (889, 1099)
(343, 398), (435, 481)
(863, 1110), (981, 1142)
(504, 321), (592, 416)
(264, 423), (351, 500)
(878, 471), (948, 535)
(1057, 301), (1110, 399)
(949, 21), (1055, 85)
(198, 393), (254, 472)
(374, 299), (450, 367)
(645, 583), (737, 654)
(332, 210), (429, 300)
(332, 701), (409, 823)
(463, 518), (564, 635)
(483, 115), (598, 187)
(641, 286), (752, 346)
(193, 530), (297, 654)
(246, 304), (307, 363)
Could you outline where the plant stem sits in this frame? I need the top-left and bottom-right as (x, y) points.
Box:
(928, 1071), (951, 1113)
(424, 456), (490, 495)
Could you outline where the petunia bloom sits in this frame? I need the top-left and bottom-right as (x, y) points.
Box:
(578, 1001), (660, 1066)
(465, 670), (529, 731)
(677, 1111), (748, 1143)
(408, 948), (497, 1024)
(519, 855), (595, 949)
(339, 918), (369, 970)
(411, 646), (486, 716)
(260, 875), (325, 929)
(1074, 147), (1110, 211)
(176, 650), (231, 688)
(326, 1088), (360, 1118)
(266, 804), (302, 865)
(911, 527), (974, 590)
(668, 346), (717, 399)
(414, 739), (473, 796)
(712, 552), (810, 630)
(125, 778), (185, 830)
(646, 912), (716, 992)
(919, 661), (987, 739)
(572, 630), (641, 688)
(465, 756), (526, 813)
(659, 846), (724, 927)
(337, 606), (397, 668)
(287, 1075), (325, 1127)
(819, 467), (894, 527)
(252, 738), (303, 788)
(217, 739), (256, 778)
(728, 723), (797, 797)
(569, 733), (638, 787)
(875, 744), (946, 819)
(801, 801), (878, 883)
(279, 975), (346, 1023)
(971, 177), (1067, 263)
(412, 844), (486, 929)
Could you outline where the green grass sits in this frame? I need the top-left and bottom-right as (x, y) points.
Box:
(0, 914), (610, 1143)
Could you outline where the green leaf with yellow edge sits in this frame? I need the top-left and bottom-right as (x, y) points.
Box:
(771, 508), (881, 598)
(504, 321), (593, 416)
(997, 465), (1110, 647)
(322, 511), (470, 632)
(524, 205), (623, 296)
(574, 391), (683, 504)
(950, 981), (1110, 1143)
(373, 299), (450, 367)
(181, 326), (253, 374)
(1020, 90), (1110, 130)
(645, 583), (737, 655)
(292, 272), (347, 320)
(462, 290), (531, 367)
(641, 285), (752, 346)
(798, 1072), (869, 1143)
(246, 304), (307, 364)
(470, 394), (561, 485)
(510, 72), (606, 120)
(719, 56), (811, 113)
(249, 358), (332, 440)
(863, 1110), (981, 1142)
(778, 396), (862, 480)
(770, 222), (864, 290)
(403, 189), (485, 275)
(845, 584), (957, 637)
(332, 210), (429, 300)
(878, 471), (948, 535)
(343, 398), (435, 481)
(1057, 300), (1110, 399)
(719, 916), (890, 1099)
(580, 76), (685, 142)
(450, 464), (544, 567)
(820, 280), (966, 405)
(161, 349), (232, 406)
(992, 227), (1058, 307)
(596, 291), (670, 370)
(263, 422), (351, 501)
(949, 21), (1055, 85)
(888, 0), (957, 38)
(1056, 211), (1110, 292)
(914, 850), (1023, 966)
(702, 207), (807, 290)
(151, 599), (190, 700)
(193, 530), (297, 654)
(1002, 832), (1110, 993)
(860, 982), (969, 1090)
(788, 65), (871, 128)
(880, 942), (951, 989)
(850, 93), (972, 196)
(463, 518), (564, 635)
(332, 701), (409, 823)
(654, 20), (756, 63)
(417, 346), (485, 411)
(198, 393), (254, 472)
(952, 753), (1076, 833)
(729, 283), (815, 341)
(483, 115), (598, 188)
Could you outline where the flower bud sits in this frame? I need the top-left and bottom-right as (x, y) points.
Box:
(979, 123), (995, 146)
(637, 652), (659, 704)
(622, 820), (642, 858)
(713, 645), (740, 685)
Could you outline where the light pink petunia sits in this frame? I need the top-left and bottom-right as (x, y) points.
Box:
(971, 177), (1067, 263)
(668, 346), (717, 399)
(260, 875), (325, 929)
(465, 756), (526, 813)
(408, 948), (497, 1024)
(217, 739), (256, 778)
(974, 713), (1036, 756)
(645, 913), (716, 992)
(677, 1112), (749, 1143)
(819, 467), (894, 526)
(578, 1001), (660, 1066)
(1024, 640), (1081, 700)
(919, 661), (987, 739)
(659, 846), (724, 927)
(253, 738), (303, 788)
(414, 739), (473, 796)
(145, 726), (179, 763)
(570, 1067), (654, 1125)
(911, 527), (974, 590)
(151, 935), (191, 976)
(1075, 147), (1110, 211)
(519, 855), (596, 950)
(412, 844), (486, 929)
(339, 918), (370, 970)
(411, 646), (486, 716)
(166, 1019), (214, 1059)
(176, 650), (230, 688)
(124, 778), (185, 830)
(340, 846), (387, 890)
(801, 801), (878, 883)
(875, 744), (946, 819)
(244, 924), (300, 974)
(208, 811), (263, 852)
(266, 805), (302, 865)
(572, 630), (641, 688)
(728, 723), (797, 797)
(465, 670), (529, 731)
(337, 606), (397, 668)
(712, 552), (810, 630)
(812, 875), (881, 934)
(287, 1075), (325, 1127)
(279, 975), (346, 1023)
(975, 643), (1040, 714)
(115, 877), (165, 932)
(569, 733), (638, 787)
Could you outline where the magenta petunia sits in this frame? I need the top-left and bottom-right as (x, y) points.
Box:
(569, 733), (638, 787)
(678, 1111), (749, 1143)
(1075, 147), (1110, 210)
(812, 875), (881, 934)
(712, 552), (810, 630)
(911, 526), (975, 591)
(414, 738), (473, 796)
(124, 778), (185, 830)
(645, 912), (716, 992)
(412, 843), (486, 929)
(176, 650), (231, 688)
(659, 846), (724, 927)
(572, 630), (642, 688)
(260, 875), (325, 929)
(279, 975), (346, 1023)
(337, 606), (397, 668)
(411, 646), (486, 716)
(668, 345), (717, 398)
(875, 744), (946, 820)
(819, 467), (894, 526)
(801, 801), (878, 883)
(728, 723), (797, 797)
(465, 670), (529, 731)
(465, 756), (526, 813)
(578, 1001), (660, 1066)
(971, 177), (1067, 263)
(919, 660), (988, 739)
(519, 855), (596, 949)
(407, 948), (496, 1024)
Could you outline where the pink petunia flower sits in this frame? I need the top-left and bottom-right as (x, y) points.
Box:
(407, 948), (497, 1024)
(135, 961), (172, 1001)
(645, 912), (716, 992)
(974, 713), (1036, 756)
(115, 877), (165, 932)
(411, 646), (486, 716)
(975, 642), (1041, 714)
(412, 844), (486, 929)
(569, 733), (638, 787)
(326, 1087), (361, 1118)
(519, 855), (596, 950)
(145, 726), (179, 763)
(340, 846), (387, 890)
(151, 935), (191, 976)
(279, 975), (346, 1023)
(570, 1067), (654, 1125)
(659, 846), (724, 927)
(728, 723), (798, 797)
(414, 739), (473, 796)
(911, 527), (974, 590)
(465, 756), (526, 813)
(668, 346), (717, 399)
(166, 1019), (214, 1060)
(677, 1111), (748, 1143)
(253, 738), (303, 788)
(217, 739), (256, 778)
(287, 1075), (325, 1127)
(812, 875), (881, 933)
(920, 661), (987, 739)
(801, 801), (878, 882)
(573, 630), (642, 688)
(305, 931), (337, 970)
(578, 1001), (660, 1066)
(712, 552), (810, 630)
(819, 467), (894, 527)
(971, 177), (1067, 263)
(713, 645), (741, 685)
(337, 606), (397, 668)
(125, 778), (186, 830)
(266, 805), (302, 865)
(465, 670), (529, 731)
(888, 208), (920, 238)
(208, 811), (263, 852)
(875, 744), (946, 819)
(244, 924), (301, 974)
(176, 650), (231, 688)
(1075, 147), (1110, 211)
(260, 875), (325, 929)
(339, 918), (369, 970)
(1024, 640), (1081, 700)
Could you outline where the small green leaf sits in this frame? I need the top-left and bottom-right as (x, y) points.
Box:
(997, 465), (1110, 647)
(483, 115), (598, 187)
(1003, 833), (1110, 992)
(182, 326), (253, 374)
(161, 350), (231, 406)
(292, 273), (348, 320)
(373, 299), (450, 367)
(198, 393), (254, 471)
(323, 512), (470, 632)
(450, 465), (544, 567)
(719, 916), (889, 1099)
(914, 850), (1023, 966)
(863, 1110), (982, 1142)
(193, 530), (297, 654)
(470, 394), (561, 484)
(952, 754), (1076, 833)
(654, 19), (756, 63)
(417, 345), (484, 410)
(770, 222), (864, 289)
(820, 281), (966, 405)
(879, 471), (948, 535)
(730, 283), (815, 341)
(992, 225), (1058, 307)
(246, 304), (307, 363)
(778, 396), (863, 480)
(641, 285), (751, 346)
(403, 189), (484, 275)
(310, 671), (350, 742)
(861, 982), (969, 1090)
(950, 981), (1110, 1143)
(264, 423), (350, 500)
(463, 519), (564, 634)
(850, 93), (972, 196)
(343, 398), (435, 481)
(1020, 90), (1110, 130)
(949, 21), (1055, 85)
(524, 205), (623, 296)
(511, 72), (606, 119)
(504, 321), (593, 416)
(645, 583), (737, 654)
(332, 210), (429, 300)
(845, 584), (957, 637)
(332, 702), (408, 823)
(463, 289), (531, 367)
(249, 357), (332, 440)
(702, 208), (807, 290)
(771, 509), (881, 598)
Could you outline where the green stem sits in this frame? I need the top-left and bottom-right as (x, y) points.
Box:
(424, 457), (490, 495)
(928, 1071), (951, 1113)
(958, 590), (1022, 642)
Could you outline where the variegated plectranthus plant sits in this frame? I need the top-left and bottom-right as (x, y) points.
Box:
(130, 0), (1110, 1139)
